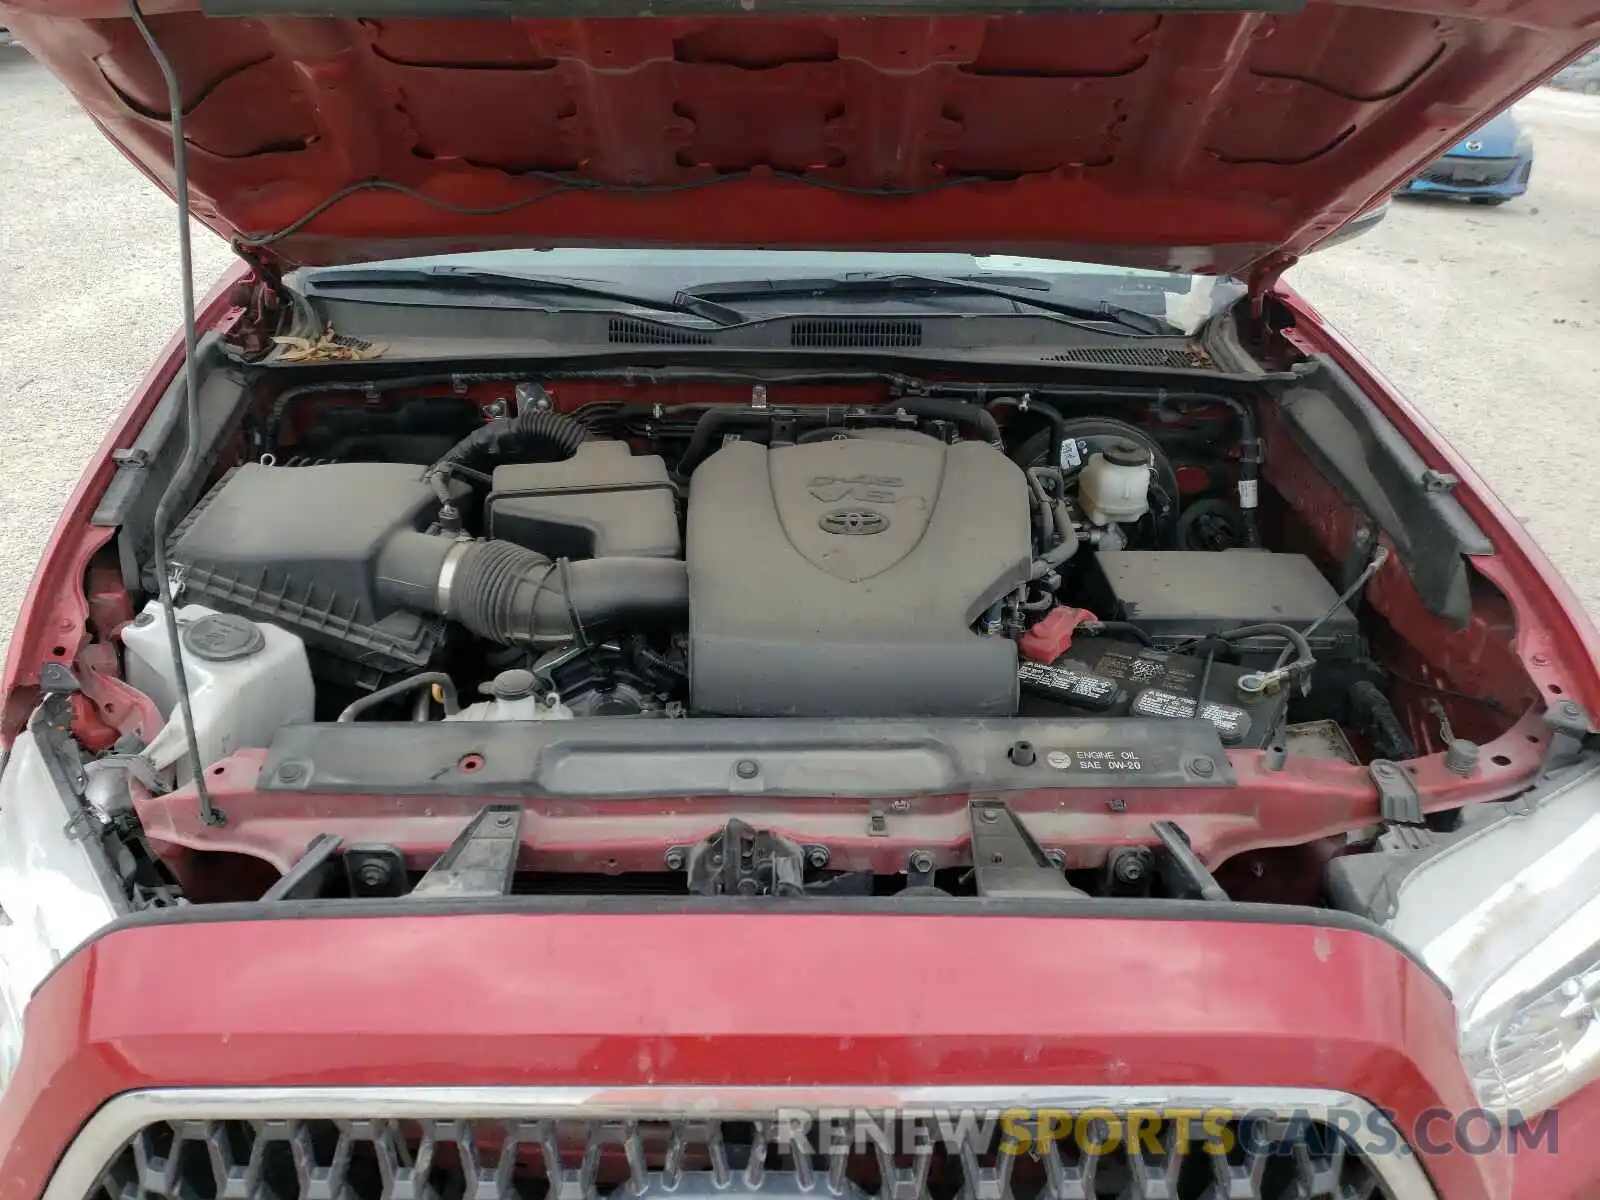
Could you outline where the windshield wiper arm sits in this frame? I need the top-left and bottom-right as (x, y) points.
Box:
(680, 272), (1175, 335)
(306, 266), (747, 327)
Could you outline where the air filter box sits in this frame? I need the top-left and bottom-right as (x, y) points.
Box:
(488, 442), (679, 560)
(164, 462), (456, 681)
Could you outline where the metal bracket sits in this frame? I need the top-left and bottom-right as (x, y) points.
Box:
(1341, 521), (1381, 597)
(111, 447), (151, 469)
(262, 834), (344, 901)
(686, 817), (806, 897)
(1151, 820), (1229, 901)
(412, 805), (523, 898)
(1368, 759), (1422, 825)
(1420, 469), (1459, 495)
(967, 799), (1085, 899)
(35, 664), (89, 804)
(1542, 699), (1595, 779)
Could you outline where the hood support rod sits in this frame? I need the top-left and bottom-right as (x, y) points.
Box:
(128, 0), (223, 826)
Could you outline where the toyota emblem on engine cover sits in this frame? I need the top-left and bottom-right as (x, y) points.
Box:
(820, 509), (889, 536)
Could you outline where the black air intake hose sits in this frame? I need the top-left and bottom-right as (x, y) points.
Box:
(428, 408), (587, 478)
(377, 531), (688, 647)
(893, 397), (1003, 448)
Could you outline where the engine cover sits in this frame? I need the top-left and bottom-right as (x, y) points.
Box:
(687, 431), (1031, 717)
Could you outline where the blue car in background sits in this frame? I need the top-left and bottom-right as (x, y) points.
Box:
(1399, 110), (1532, 204)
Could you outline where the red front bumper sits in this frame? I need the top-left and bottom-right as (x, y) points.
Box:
(0, 908), (1581, 1199)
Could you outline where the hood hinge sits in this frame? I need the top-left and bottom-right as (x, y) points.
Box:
(1247, 253), (1297, 317)
(227, 246), (293, 359)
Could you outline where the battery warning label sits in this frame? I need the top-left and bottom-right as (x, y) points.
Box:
(1045, 749), (1145, 771)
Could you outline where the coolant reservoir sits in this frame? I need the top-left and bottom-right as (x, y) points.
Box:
(1078, 440), (1152, 526)
(447, 668), (574, 721)
(121, 603), (314, 781)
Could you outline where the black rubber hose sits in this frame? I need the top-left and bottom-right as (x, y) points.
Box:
(893, 397), (1003, 448)
(1214, 622), (1315, 673)
(338, 672), (461, 723)
(428, 408), (587, 479)
(674, 410), (778, 479)
(377, 531), (688, 647)
(1083, 620), (1154, 647)
(1351, 681), (1417, 760)
(992, 398), (1067, 471)
(1209, 395), (1262, 548)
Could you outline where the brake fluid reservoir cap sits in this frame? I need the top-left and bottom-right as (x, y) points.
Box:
(1104, 439), (1148, 467)
(182, 612), (265, 661)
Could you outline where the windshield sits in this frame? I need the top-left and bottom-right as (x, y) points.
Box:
(295, 249), (1244, 337)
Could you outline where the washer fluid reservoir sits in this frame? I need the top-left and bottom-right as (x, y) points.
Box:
(121, 603), (314, 782)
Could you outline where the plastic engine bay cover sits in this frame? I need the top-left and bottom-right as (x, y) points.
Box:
(686, 433), (1030, 718)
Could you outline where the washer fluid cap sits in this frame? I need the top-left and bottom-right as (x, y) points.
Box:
(182, 613), (266, 662)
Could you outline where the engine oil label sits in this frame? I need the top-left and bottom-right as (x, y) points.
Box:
(1046, 749), (1145, 771)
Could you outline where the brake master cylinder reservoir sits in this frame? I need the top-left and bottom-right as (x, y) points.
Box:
(1078, 439), (1151, 527)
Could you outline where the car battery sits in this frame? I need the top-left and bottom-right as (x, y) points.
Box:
(1019, 636), (1290, 748)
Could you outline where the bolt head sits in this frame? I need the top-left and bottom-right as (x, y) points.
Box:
(908, 851), (933, 874)
(979, 807), (1001, 823)
(664, 848), (686, 870)
(735, 759), (759, 779)
(356, 861), (390, 887)
(807, 846), (831, 869)
(1112, 851), (1146, 883)
(276, 763), (306, 784)
(1188, 756), (1215, 778)
(1107, 797), (1127, 813)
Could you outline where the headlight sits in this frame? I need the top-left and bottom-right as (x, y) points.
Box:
(0, 730), (124, 1095)
(1388, 759), (1600, 1118)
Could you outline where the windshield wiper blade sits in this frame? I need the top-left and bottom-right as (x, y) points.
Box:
(307, 266), (747, 327)
(680, 272), (1175, 335)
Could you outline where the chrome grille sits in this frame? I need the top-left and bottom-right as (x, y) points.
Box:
(61, 1089), (1419, 1200)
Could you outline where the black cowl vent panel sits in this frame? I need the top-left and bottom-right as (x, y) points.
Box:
(687, 431), (1030, 718)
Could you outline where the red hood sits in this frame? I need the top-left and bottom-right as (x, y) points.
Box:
(1, 0), (1593, 278)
